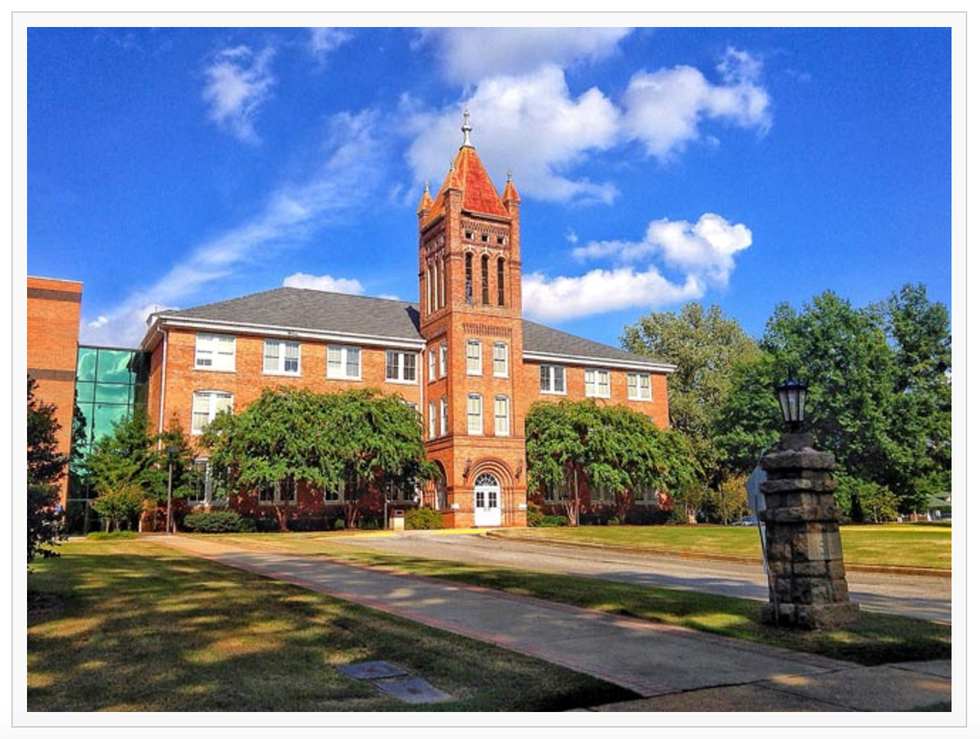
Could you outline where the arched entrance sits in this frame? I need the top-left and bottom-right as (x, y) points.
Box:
(473, 472), (501, 527)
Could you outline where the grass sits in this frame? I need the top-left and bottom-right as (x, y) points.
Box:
(207, 532), (952, 667)
(27, 540), (638, 712)
(491, 523), (952, 570)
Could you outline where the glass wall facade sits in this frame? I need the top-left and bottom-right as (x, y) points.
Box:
(68, 346), (149, 531)
(74, 346), (149, 455)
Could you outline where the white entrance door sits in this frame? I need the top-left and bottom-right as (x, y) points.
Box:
(473, 473), (502, 527)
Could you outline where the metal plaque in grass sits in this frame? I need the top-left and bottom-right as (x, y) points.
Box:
(338, 661), (408, 680)
(374, 677), (453, 705)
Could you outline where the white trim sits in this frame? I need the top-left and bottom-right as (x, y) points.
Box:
(524, 350), (675, 374)
(155, 316), (425, 351)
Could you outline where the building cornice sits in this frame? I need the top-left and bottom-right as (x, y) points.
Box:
(522, 350), (676, 374)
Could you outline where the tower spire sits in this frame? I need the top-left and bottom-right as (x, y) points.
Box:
(461, 109), (473, 148)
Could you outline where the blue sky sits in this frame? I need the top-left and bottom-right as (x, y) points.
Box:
(25, 23), (954, 351)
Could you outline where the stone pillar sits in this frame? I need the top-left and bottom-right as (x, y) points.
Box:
(759, 432), (859, 629)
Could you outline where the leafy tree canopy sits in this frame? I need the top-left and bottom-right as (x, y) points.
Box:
(27, 376), (67, 562)
(622, 303), (760, 485)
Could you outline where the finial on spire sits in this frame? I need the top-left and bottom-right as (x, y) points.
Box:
(461, 109), (473, 147)
(506, 169), (513, 182)
(423, 179), (430, 194)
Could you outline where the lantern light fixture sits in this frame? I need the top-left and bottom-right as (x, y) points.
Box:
(775, 374), (808, 433)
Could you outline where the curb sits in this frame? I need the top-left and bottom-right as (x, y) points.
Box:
(484, 531), (952, 578)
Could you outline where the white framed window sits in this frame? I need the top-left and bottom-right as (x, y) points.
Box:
(323, 479), (346, 505)
(259, 478), (296, 506)
(466, 339), (482, 375)
(439, 342), (447, 377)
(440, 396), (448, 436)
(428, 348), (436, 383)
(494, 395), (510, 436)
(585, 368), (611, 398)
(628, 372), (652, 401)
(493, 342), (508, 377)
(194, 333), (235, 372)
(428, 401), (437, 439)
(385, 350), (417, 383)
(635, 487), (659, 506)
(467, 394), (483, 435)
(191, 391), (233, 435)
(327, 344), (361, 380)
(188, 459), (228, 506)
(539, 365), (566, 394)
(263, 339), (300, 376)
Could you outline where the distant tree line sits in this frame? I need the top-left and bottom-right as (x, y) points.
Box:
(622, 283), (951, 520)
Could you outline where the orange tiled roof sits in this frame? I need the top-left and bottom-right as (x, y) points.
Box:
(422, 145), (509, 227)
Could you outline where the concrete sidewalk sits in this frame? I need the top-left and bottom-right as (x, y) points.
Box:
(157, 535), (951, 712)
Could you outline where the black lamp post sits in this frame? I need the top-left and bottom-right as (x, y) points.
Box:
(774, 375), (808, 433)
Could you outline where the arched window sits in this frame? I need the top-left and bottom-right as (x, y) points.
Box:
(465, 252), (473, 303)
(497, 258), (506, 306)
(481, 254), (490, 305)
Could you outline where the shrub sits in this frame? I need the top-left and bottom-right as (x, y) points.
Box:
(539, 515), (568, 527)
(607, 516), (620, 526)
(182, 510), (252, 533)
(333, 517), (346, 531)
(405, 508), (444, 530)
(526, 502), (544, 527)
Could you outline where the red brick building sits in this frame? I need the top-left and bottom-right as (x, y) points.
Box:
(27, 276), (83, 506)
(140, 119), (674, 528)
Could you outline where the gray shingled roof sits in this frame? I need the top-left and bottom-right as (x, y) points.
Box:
(153, 287), (670, 368)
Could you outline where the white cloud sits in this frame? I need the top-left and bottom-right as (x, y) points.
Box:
(79, 111), (384, 348)
(406, 47), (770, 205)
(574, 213), (752, 287)
(528, 212), (751, 322)
(309, 28), (352, 65)
(419, 28), (632, 85)
(405, 65), (620, 204)
(622, 49), (771, 160)
(282, 272), (365, 294)
(523, 267), (704, 323)
(202, 45), (276, 143)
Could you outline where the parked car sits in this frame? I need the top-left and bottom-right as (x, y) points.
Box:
(736, 515), (758, 526)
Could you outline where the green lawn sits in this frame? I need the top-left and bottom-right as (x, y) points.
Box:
(491, 523), (952, 570)
(207, 532), (952, 667)
(27, 540), (637, 712)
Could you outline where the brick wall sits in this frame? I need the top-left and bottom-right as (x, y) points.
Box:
(27, 276), (83, 504)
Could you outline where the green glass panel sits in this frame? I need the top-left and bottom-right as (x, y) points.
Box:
(92, 404), (129, 442)
(96, 349), (135, 383)
(95, 383), (131, 404)
(76, 347), (97, 381)
(78, 404), (95, 447)
(75, 381), (95, 404)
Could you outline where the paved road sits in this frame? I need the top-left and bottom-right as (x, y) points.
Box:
(341, 532), (952, 624)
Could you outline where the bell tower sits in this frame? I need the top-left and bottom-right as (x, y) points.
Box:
(416, 112), (527, 527)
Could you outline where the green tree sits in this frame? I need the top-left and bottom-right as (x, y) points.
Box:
(85, 407), (165, 529)
(27, 376), (67, 563)
(716, 285), (951, 517)
(90, 483), (146, 532)
(622, 303), (760, 485)
(881, 284), (952, 511)
(525, 400), (702, 525)
(204, 388), (432, 530)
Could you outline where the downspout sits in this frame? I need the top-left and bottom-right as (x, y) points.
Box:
(156, 323), (168, 445)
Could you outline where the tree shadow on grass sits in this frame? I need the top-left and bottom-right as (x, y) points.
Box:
(27, 543), (636, 712)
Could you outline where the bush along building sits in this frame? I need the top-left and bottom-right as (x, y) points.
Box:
(138, 116), (675, 529)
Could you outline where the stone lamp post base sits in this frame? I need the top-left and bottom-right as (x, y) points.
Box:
(759, 432), (860, 630)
